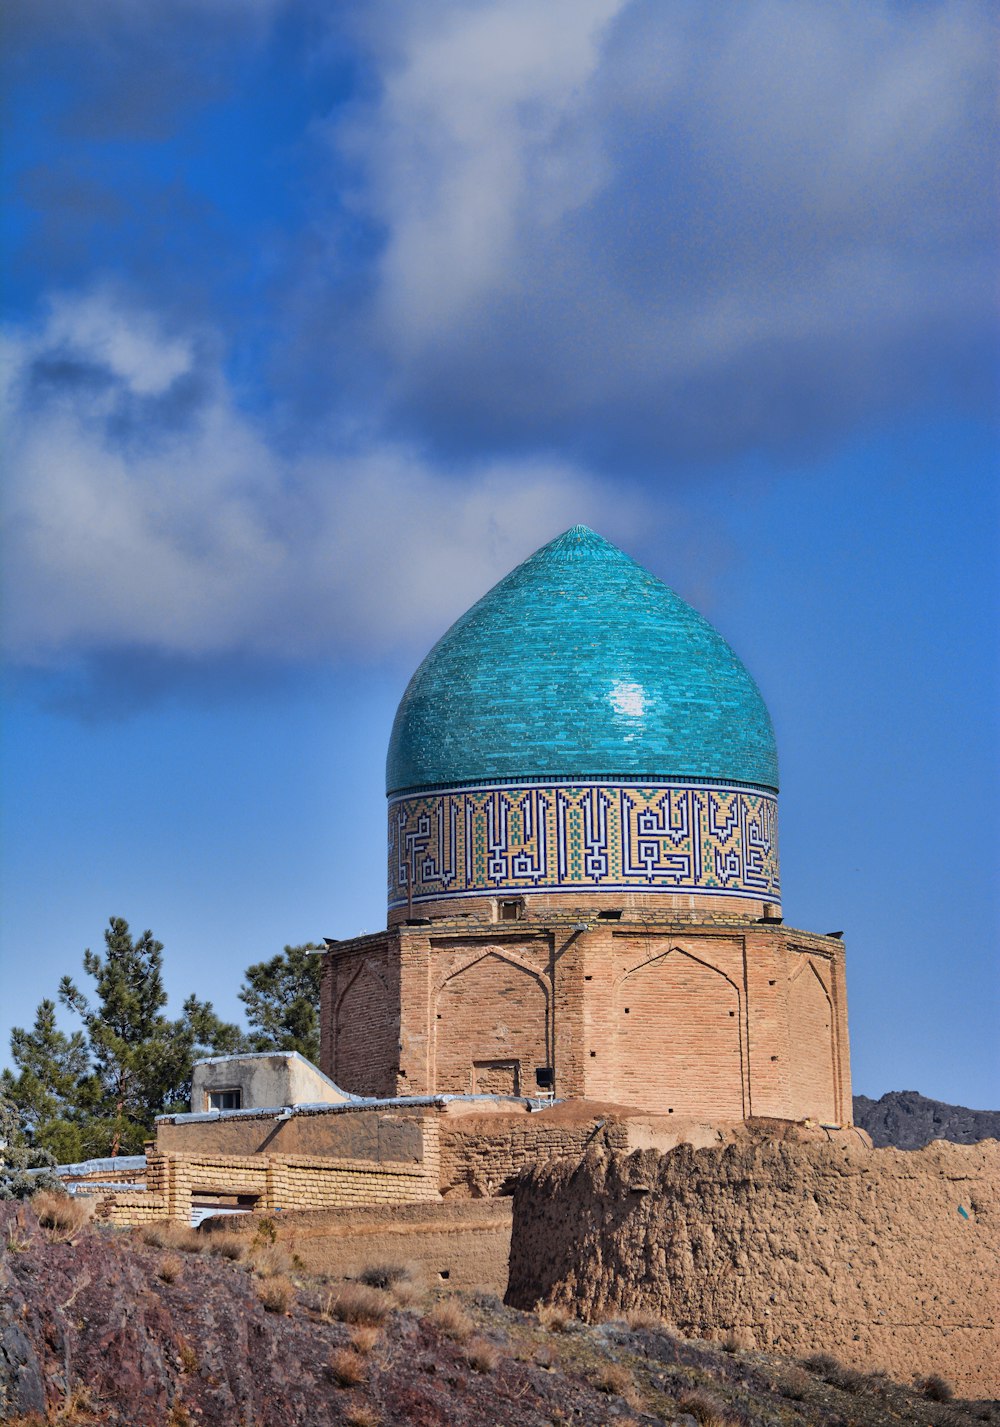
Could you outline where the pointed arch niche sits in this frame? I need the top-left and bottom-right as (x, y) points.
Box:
(787, 958), (837, 1123)
(434, 949), (551, 1096)
(333, 961), (396, 1098)
(613, 946), (745, 1118)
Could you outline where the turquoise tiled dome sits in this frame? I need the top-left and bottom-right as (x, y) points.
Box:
(386, 526), (778, 794)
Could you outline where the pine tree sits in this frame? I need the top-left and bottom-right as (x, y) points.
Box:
(0, 1091), (61, 1199)
(1, 1000), (93, 1163)
(7, 916), (247, 1159)
(239, 944), (324, 1063)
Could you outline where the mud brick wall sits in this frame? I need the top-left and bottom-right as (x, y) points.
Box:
(96, 1139), (440, 1226)
(507, 1138), (1000, 1398)
(438, 1110), (631, 1197)
(209, 1199), (514, 1293)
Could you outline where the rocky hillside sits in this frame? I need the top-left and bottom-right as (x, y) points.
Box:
(853, 1091), (1000, 1149)
(2, 1197), (997, 1427)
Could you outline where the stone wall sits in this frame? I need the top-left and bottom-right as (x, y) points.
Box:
(506, 1138), (1000, 1398)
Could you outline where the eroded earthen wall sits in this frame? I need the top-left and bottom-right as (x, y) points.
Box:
(507, 1138), (1000, 1397)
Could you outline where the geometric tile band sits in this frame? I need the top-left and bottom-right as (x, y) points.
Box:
(388, 780), (780, 909)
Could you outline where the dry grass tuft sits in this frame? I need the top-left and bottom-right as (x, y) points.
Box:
(426, 1298), (473, 1342)
(918, 1373), (954, 1403)
(625, 1308), (664, 1332)
(158, 1253), (183, 1284)
(249, 1243), (291, 1278)
(349, 1325), (380, 1355)
(327, 1283), (391, 1327)
(464, 1337), (499, 1373)
(33, 1191), (94, 1241)
(343, 1404), (380, 1427)
(206, 1232), (245, 1261)
(257, 1275), (295, 1314)
(177, 1340), (199, 1374)
(534, 1342), (559, 1370)
(536, 1302), (573, 1333)
(141, 1222), (204, 1253)
(329, 1348), (367, 1388)
(677, 1387), (732, 1426)
(592, 1362), (641, 1408)
(388, 1277), (422, 1309)
(52, 1383), (98, 1423)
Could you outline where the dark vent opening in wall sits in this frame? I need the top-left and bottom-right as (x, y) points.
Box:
(597, 909), (624, 920)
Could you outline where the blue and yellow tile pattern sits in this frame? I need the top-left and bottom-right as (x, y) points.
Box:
(388, 778), (780, 909)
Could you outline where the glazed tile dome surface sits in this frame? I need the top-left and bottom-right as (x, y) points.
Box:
(386, 526), (778, 795)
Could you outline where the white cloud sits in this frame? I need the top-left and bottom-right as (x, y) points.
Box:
(1, 292), (625, 665)
(339, 0), (996, 454)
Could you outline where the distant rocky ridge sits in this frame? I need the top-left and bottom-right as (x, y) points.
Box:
(853, 1090), (1000, 1149)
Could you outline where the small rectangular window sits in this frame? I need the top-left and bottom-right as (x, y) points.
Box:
(208, 1089), (241, 1111)
(498, 898), (524, 922)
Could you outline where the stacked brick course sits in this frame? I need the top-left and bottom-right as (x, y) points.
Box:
(321, 916), (851, 1126)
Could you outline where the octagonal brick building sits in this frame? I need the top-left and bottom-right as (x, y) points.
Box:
(321, 527), (852, 1125)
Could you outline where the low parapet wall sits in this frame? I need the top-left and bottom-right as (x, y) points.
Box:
(506, 1138), (1000, 1398)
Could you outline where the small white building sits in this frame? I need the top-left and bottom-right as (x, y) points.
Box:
(190, 1051), (351, 1113)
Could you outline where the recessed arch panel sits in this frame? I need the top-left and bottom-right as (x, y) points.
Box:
(787, 959), (837, 1122)
(333, 962), (396, 1098)
(434, 950), (550, 1095)
(614, 947), (744, 1117)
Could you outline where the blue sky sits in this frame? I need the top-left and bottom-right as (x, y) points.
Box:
(2, 0), (997, 1107)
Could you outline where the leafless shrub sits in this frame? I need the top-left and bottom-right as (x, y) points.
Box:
(330, 1348), (367, 1388)
(779, 1366), (812, 1401)
(465, 1337), (499, 1373)
(343, 1404), (380, 1427)
(328, 1284), (391, 1326)
(357, 1262), (412, 1290)
(918, 1373), (955, 1403)
(33, 1191), (94, 1241)
(158, 1253), (183, 1283)
(257, 1275), (294, 1314)
(349, 1325), (380, 1355)
(426, 1298), (473, 1342)
(800, 1353), (867, 1393)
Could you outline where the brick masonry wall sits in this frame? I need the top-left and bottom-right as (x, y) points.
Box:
(507, 1139), (1000, 1398)
(321, 933), (399, 1096)
(321, 919), (852, 1126)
